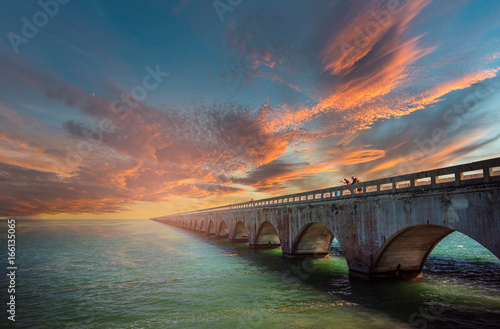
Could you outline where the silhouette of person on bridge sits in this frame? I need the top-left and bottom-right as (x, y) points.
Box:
(351, 176), (362, 193)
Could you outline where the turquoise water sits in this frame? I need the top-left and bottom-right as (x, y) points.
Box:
(1, 219), (500, 328)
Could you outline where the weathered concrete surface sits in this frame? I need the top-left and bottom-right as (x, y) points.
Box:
(250, 220), (281, 248)
(157, 184), (499, 279)
(154, 158), (500, 280)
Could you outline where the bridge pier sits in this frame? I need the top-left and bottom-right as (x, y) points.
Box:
(281, 252), (330, 259)
(250, 219), (281, 249)
(229, 238), (248, 243)
(348, 268), (424, 280)
(249, 242), (281, 249)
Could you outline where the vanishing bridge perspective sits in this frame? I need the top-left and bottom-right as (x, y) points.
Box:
(153, 158), (500, 280)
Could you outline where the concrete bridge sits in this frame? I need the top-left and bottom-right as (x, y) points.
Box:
(152, 157), (500, 280)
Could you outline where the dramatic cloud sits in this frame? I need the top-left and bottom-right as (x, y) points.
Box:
(336, 149), (387, 165)
(0, 163), (129, 216)
(316, 76), (500, 182)
(234, 160), (334, 193)
(1, 0), (499, 218)
(0, 57), (303, 215)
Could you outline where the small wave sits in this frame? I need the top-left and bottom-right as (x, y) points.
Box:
(278, 301), (360, 311)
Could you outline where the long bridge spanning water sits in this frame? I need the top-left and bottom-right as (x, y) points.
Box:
(153, 157), (500, 280)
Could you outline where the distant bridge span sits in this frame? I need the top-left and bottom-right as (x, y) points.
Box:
(153, 158), (500, 280)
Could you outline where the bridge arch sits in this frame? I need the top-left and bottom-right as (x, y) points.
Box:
(193, 220), (198, 231)
(252, 221), (281, 248)
(207, 220), (215, 235)
(232, 221), (248, 242)
(218, 220), (228, 238)
(291, 222), (335, 258)
(199, 220), (206, 233)
(371, 225), (455, 279)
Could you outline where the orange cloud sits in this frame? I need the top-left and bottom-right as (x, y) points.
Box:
(320, 0), (432, 77)
(306, 0), (499, 144)
(367, 157), (407, 174)
(337, 149), (386, 165)
(366, 129), (492, 176)
(408, 68), (500, 110)
(317, 36), (435, 112)
(317, 0), (434, 113)
(0, 106), (77, 176)
(234, 160), (336, 194)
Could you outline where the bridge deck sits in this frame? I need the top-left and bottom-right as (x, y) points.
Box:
(157, 157), (500, 217)
(152, 157), (500, 280)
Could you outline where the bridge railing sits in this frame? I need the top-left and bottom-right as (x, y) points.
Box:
(154, 157), (500, 218)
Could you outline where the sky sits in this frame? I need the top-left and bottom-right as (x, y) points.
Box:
(0, 0), (499, 219)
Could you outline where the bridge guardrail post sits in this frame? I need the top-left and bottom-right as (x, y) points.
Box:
(484, 166), (490, 180)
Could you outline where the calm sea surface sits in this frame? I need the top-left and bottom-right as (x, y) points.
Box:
(2, 219), (500, 329)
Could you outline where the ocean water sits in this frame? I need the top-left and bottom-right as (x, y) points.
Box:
(1, 218), (500, 329)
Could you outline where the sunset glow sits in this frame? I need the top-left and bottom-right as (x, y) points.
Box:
(1, 0), (499, 219)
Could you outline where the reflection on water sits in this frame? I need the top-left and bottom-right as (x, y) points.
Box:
(5, 219), (500, 329)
